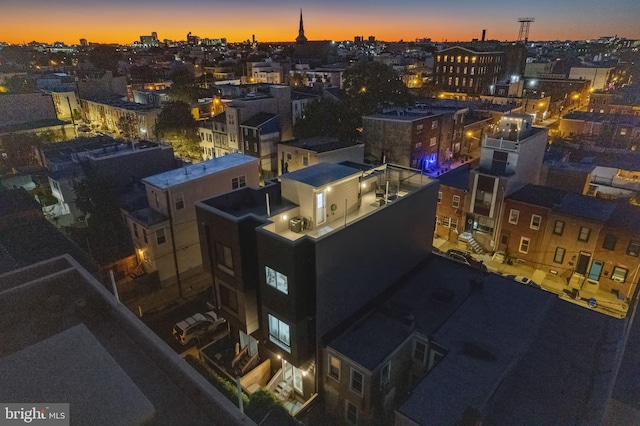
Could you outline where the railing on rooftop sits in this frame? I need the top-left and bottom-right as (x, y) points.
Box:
(483, 137), (519, 152)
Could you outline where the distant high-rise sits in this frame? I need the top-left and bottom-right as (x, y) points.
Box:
(368, 35), (375, 43)
(79, 38), (87, 47)
(296, 9), (307, 44)
(151, 31), (158, 40)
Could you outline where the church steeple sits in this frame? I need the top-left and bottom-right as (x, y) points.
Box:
(296, 9), (307, 44)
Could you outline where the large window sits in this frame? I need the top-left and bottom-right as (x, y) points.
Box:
(627, 241), (640, 257)
(519, 237), (530, 254)
(265, 266), (288, 294)
(578, 227), (591, 242)
(350, 369), (363, 396)
(328, 354), (341, 381)
(215, 242), (233, 273)
(530, 214), (542, 230)
(508, 209), (520, 225)
(553, 247), (566, 264)
(603, 234), (617, 251)
(553, 220), (565, 236)
(268, 314), (290, 352)
(231, 175), (246, 190)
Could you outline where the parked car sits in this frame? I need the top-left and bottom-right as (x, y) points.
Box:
(505, 274), (540, 288)
(173, 311), (227, 345)
(445, 249), (488, 272)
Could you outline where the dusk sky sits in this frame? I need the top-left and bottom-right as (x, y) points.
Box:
(1, 0), (638, 45)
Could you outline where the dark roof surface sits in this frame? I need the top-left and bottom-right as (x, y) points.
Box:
(437, 164), (471, 191)
(555, 192), (617, 222)
(281, 136), (361, 153)
(240, 112), (278, 128)
(507, 184), (567, 208)
(280, 162), (360, 187)
(0, 188), (41, 217)
(329, 312), (413, 371)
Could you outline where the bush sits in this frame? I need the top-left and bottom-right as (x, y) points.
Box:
(184, 355), (249, 407)
(185, 356), (299, 424)
(245, 389), (298, 424)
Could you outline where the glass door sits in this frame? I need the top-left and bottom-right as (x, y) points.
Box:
(316, 192), (326, 225)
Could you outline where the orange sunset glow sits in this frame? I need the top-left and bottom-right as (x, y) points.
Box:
(1, 1), (639, 45)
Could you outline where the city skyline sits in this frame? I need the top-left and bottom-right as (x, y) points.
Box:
(1, 0), (639, 45)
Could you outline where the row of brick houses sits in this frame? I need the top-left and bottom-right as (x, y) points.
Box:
(501, 184), (640, 298)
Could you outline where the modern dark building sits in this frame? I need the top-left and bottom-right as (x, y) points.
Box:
(195, 162), (437, 416)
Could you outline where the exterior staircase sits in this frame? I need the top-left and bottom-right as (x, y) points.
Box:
(460, 232), (485, 254)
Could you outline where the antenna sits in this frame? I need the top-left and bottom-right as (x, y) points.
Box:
(517, 17), (534, 43)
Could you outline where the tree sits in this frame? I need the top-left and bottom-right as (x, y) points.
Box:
(117, 115), (138, 139)
(74, 163), (132, 263)
(87, 44), (121, 74)
(155, 101), (202, 161)
(0, 133), (43, 167)
(342, 61), (412, 120)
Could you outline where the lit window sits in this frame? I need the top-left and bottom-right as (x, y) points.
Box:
(437, 191), (442, 204)
(268, 314), (290, 352)
(380, 361), (391, 389)
(530, 214), (542, 230)
(508, 209), (519, 225)
(328, 354), (341, 381)
(452, 195), (460, 208)
(612, 266), (628, 283)
(519, 237), (530, 254)
(553, 220), (565, 236)
(578, 227), (591, 242)
(430, 137), (437, 147)
(350, 369), (363, 395)
(553, 247), (565, 264)
(174, 192), (185, 210)
(265, 266), (288, 294)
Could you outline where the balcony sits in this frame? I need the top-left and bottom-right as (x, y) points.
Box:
(483, 136), (519, 152)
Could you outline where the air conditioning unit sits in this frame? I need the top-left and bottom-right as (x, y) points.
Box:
(289, 217), (302, 233)
(612, 275), (625, 283)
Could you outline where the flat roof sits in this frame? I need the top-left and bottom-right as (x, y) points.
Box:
(0, 324), (155, 425)
(555, 192), (617, 222)
(436, 164), (471, 191)
(0, 255), (251, 425)
(394, 258), (623, 425)
(279, 162), (361, 188)
(507, 184), (567, 208)
(143, 153), (258, 189)
(280, 137), (361, 153)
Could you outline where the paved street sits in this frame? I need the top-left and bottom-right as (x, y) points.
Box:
(140, 290), (213, 354)
(433, 236), (629, 318)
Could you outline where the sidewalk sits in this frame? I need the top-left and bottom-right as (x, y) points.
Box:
(432, 237), (628, 319)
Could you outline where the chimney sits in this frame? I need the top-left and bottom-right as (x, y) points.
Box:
(481, 29), (486, 42)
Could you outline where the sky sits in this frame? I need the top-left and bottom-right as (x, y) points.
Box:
(0, 0), (638, 45)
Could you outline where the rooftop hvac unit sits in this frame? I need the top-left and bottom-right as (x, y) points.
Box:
(289, 217), (302, 233)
